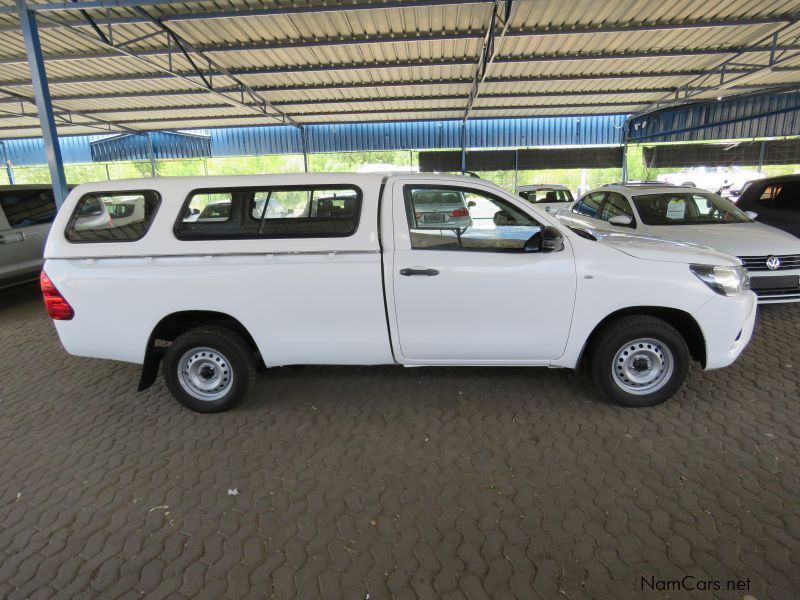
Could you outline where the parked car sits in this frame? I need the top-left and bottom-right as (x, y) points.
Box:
(734, 174), (800, 238)
(656, 166), (764, 198)
(516, 184), (574, 213)
(43, 174), (755, 412)
(409, 187), (472, 229)
(0, 185), (59, 289)
(558, 184), (800, 303)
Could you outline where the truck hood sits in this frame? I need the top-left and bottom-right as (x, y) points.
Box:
(574, 227), (741, 266)
(642, 222), (800, 256)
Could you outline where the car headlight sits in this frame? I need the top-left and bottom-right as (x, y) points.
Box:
(690, 264), (749, 296)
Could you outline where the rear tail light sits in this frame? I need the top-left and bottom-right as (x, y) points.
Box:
(450, 208), (469, 217)
(40, 272), (74, 320)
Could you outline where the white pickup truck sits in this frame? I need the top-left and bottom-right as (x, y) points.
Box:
(42, 173), (756, 412)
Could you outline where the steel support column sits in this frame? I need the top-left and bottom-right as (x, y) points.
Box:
(622, 120), (630, 182)
(758, 139), (767, 171)
(460, 121), (467, 174)
(301, 127), (309, 173)
(146, 132), (156, 176)
(15, 0), (68, 206)
(0, 142), (14, 184)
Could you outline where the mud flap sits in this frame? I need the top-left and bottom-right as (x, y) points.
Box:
(138, 344), (165, 392)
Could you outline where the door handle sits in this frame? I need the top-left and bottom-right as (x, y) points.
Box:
(400, 267), (439, 276)
(0, 232), (25, 244)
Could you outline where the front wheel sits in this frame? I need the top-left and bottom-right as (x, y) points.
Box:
(589, 316), (690, 407)
(163, 326), (256, 413)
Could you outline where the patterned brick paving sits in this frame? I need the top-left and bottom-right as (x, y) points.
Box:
(0, 282), (798, 599)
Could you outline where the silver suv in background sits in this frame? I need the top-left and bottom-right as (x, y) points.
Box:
(0, 185), (59, 289)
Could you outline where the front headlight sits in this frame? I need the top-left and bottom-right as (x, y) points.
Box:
(690, 264), (749, 296)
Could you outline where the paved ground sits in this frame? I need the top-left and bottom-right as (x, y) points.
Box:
(0, 282), (798, 600)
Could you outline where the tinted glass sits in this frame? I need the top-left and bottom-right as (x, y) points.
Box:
(405, 185), (542, 252)
(176, 186), (361, 239)
(599, 193), (634, 221)
(574, 192), (605, 218)
(631, 192), (750, 225)
(66, 191), (160, 242)
(757, 183), (799, 211)
(0, 188), (57, 228)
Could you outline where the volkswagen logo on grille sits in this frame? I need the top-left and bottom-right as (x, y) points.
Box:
(766, 256), (781, 270)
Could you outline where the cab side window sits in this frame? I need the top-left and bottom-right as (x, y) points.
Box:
(573, 192), (605, 218)
(404, 185), (543, 253)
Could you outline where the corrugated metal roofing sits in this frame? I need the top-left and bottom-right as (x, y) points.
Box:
(0, 0), (798, 140)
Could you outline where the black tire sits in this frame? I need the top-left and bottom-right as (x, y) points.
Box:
(589, 315), (690, 407)
(681, 181), (695, 188)
(163, 326), (257, 413)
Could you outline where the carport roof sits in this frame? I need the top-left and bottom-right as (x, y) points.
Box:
(0, 0), (799, 140)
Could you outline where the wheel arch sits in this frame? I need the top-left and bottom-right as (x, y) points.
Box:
(138, 310), (259, 391)
(578, 306), (706, 369)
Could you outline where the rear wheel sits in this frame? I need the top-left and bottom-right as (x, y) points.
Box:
(589, 316), (690, 407)
(163, 326), (256, 413)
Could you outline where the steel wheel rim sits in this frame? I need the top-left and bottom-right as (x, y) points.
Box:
(611, 337), (674, 396)
(177, 346), (233, 401)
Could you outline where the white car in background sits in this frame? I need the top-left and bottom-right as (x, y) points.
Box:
(656, 166), (764, 198)
(516, 184), (575, 213)
(558, 184), (800, 303)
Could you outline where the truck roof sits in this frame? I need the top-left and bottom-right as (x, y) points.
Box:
(66, 172), (488, 196)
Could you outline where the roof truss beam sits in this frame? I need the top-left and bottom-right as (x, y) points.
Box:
(1, 3), (792, 34)
(4, 46), (800, 89)
(33, 7), (302, 128)
(635, 16), (800, 115)
(5, 68), (798, 103)
(5, 19), (800, 64)
(0, 86), (142, 134)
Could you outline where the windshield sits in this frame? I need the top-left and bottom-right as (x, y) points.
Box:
(631, 192), (751, 225)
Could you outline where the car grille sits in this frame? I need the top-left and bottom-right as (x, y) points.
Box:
(752, 287), (800, 302)
(738, 254), (800, 272)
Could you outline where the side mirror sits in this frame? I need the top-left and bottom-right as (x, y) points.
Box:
(745, 210), (758, 220)
(542, 226), (564, 253)
(523, 232), (541, 253)
(608, 215), (633, 226)
(467, 201), (476, 208)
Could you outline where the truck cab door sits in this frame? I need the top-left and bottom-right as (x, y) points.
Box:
(385, 180), (577, 364)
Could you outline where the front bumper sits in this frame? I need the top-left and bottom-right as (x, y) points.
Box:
(693, 290), (757, 370)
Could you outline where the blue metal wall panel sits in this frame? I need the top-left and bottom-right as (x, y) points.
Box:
(629, 91), (800, 143)
(90, 131), (211, 161)
(210, 126), (302, 155)
(5, 134), (103, 165)
(4, 116), (628, 166)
